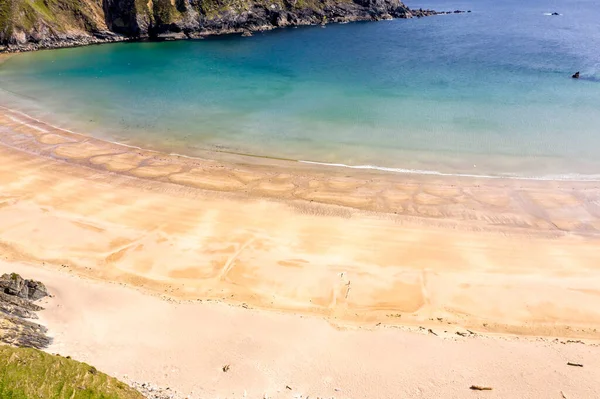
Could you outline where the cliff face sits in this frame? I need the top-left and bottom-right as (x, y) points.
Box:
(0, 0), (436, 51)
(0, 0), (110, 48)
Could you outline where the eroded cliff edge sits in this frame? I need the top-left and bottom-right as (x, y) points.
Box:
(0, 0), (449, 52)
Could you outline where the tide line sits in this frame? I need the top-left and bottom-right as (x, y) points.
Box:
(298, 160), (600, 182)
(2, 104), (600, 183)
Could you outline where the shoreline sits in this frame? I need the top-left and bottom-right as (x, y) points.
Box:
(298, 159), (600, 182)
(0, 34), (130, 55)
(1, 105), (600, 339)
(0, 18), (395, 55)
(0, 54), (13, 65)
(0, 9), (467, 54)
(5, 103), (600, 184)
(2, 105), (600, 235)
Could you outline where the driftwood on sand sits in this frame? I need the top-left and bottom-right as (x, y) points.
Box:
(470, 385), (493, 391)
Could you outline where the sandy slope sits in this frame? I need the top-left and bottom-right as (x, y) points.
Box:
(3, 260), (599, 399)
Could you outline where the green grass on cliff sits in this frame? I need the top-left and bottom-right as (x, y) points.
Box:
(197, 0), (351, 20)
(0, 0), (15, 41)
(0, 0), (103, 43)
(152, 0), (180, 25)
(0, 345), (144, 399)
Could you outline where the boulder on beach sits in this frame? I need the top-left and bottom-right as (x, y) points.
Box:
(0, 273), (51, 348)
(0, 273), (49, 301)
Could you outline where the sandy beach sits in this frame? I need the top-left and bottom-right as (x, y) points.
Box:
(3, 260), (600, 399)
(1, 105), (600, 397)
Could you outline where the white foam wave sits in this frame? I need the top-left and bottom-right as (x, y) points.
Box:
(298, 160), (600, 182)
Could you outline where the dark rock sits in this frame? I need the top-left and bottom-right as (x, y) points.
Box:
(0, 273), (28, 298)
(0, 273), (48, 301)
(0, 291), (42, 319)
(92, 30), (122, 40)
(572, 71), (580, 79)
(0, 274), (51, 349)
(27, 279), (49, 301)
(551, 12), (560, 16)
(0, 312), (51, 349)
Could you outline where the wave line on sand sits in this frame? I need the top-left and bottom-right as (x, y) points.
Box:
(298, 160), (600, 182)
(3, 104), (600, 183)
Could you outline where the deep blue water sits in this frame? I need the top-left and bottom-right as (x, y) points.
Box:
(1, 0), (600, 177)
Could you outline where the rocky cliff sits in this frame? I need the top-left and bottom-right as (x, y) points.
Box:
(0, 0), (445, 52)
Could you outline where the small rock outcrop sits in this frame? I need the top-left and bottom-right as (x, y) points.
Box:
(0, 273), (49, 301)
(0, 273), (51, 349)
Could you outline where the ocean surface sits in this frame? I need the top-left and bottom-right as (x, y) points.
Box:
(1, 0), (600, 179)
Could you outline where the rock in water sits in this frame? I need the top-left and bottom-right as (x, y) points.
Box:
(572, 71), (580, 79)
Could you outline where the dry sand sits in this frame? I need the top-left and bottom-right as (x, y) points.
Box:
(4, 260), (600, 399)
(1, 105), (600, 397)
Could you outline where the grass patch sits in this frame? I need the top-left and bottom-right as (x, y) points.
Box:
(2, 0), (104, 39)
(29, 0), (57, 23)
(0, 345), (144, 399)
(152, 0), (177, 25)
(0, 0), (16, 41)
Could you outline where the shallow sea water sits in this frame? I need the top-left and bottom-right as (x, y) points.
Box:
(1, 0), (600, 178)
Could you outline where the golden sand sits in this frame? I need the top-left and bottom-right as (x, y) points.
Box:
(1, 106), (600, 339)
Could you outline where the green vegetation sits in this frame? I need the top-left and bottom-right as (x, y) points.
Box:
(196, 0), (248, 20)
(0, 0), (15, 42)
(0, 0), (375, 46)
(0, 345), (144, 399)
(135, 0), (152, 22)
(0, 0), (103, 43)
(196, 0), (327, 19)
(152, 0), (178, 25)
(29, 0), (57, 23)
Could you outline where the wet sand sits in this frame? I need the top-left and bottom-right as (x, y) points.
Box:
(1, 105), (600, 339)
(2, 103), (600, 397)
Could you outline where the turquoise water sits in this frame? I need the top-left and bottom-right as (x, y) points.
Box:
(1, 0), (600, 178)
